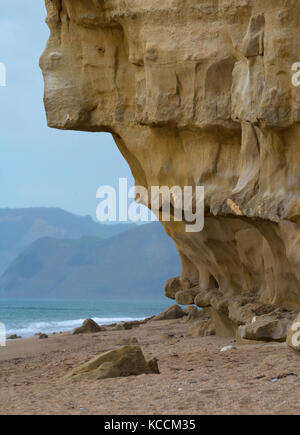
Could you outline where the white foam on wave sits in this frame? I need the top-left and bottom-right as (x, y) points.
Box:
(6, 316), (145, 338)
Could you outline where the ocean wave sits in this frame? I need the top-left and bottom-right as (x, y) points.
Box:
(6, 316), (145, 338)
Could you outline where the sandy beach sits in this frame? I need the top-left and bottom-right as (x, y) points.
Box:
(0, 318), (300, 415)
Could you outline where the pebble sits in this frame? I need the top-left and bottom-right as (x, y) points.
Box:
(220, 345), (235, 352)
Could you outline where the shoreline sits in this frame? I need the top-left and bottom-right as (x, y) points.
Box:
(5, 318), (146, 341)
(0, 298), (171, 339)
(1, 317), (300, 414)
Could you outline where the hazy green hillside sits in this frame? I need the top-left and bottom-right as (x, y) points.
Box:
(0, 208), (133, 274)
(0, 223), (180, 299)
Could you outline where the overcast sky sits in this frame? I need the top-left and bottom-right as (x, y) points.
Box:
(0, 1), (134, 219)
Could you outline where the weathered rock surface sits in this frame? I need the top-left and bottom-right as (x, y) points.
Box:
(41, 1), (300, 338)
(187, 320), (216, 338)
(238, 315), (292, 343)
(62, 345), (159, 381)
(152, 304), (186, 321)
(184, 306), (208, 323)
(287, 313), (300, 351)
(183, 306), (196, 315)
(72, 319), (104, 335)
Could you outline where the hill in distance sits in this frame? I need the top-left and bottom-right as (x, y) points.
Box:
(0, 222), (180, 299)
(0, 207), (134, 275)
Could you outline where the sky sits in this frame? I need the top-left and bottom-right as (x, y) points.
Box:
(0, 1), (135, 219)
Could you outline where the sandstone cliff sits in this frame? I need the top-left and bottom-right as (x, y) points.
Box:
(40, 0), (300, 339)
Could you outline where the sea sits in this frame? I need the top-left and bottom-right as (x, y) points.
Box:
(0, 299), (172, 338)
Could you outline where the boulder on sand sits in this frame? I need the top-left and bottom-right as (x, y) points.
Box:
(152, 304), (186, 321)
(286, 313), (300, 352)
(62, 345), (160, 381)
(184, 306), (209, 323)
(186, 320), (216, 338)
(238, 315), (292, 343)
(113, 318), (152, 331)
(72, 318), (104, 335)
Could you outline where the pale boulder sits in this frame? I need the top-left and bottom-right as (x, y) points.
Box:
(238, 315), (292, 343)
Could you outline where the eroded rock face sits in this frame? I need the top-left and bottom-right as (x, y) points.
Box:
(41, 1), (300, 336)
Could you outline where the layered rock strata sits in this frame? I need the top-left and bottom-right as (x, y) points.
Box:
(41, 0), (300, 339)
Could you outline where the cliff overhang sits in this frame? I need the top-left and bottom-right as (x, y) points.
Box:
(40, 0), (300, 341)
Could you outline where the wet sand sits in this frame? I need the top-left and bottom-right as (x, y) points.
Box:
(0, 318), (300, 415)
